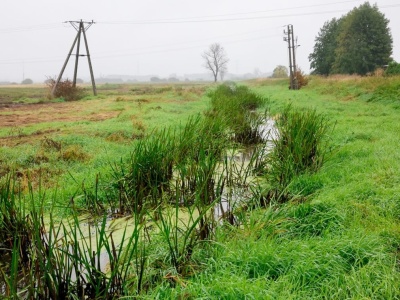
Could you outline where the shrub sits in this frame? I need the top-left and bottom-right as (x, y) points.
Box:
(21, 78), (33, 84)
(384, 61), (400, 76)
(294, 69), (309, 89)
(46, 78), (85, 101)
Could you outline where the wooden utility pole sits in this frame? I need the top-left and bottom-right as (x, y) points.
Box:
(52, 20), (97, 96)
(283, 24), (298, 90)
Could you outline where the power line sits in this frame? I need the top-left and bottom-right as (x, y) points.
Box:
(92, 34), (281, 60)
(91, 28), (281, 57)
(98, 2), (400, 25)
(1, 1), (399, 71)
(1, 2), (398, 33)
(0, 29), (281, 65)
(0, 23), (64, 34)
(99, 0), (366, 24)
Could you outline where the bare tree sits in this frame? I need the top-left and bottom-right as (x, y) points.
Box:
(202, 43), (229, 82)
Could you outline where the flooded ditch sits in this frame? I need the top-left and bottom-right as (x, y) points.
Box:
(0, 119), (277, 298)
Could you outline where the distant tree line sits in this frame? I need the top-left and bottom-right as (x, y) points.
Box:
(309, 2), (392, 75)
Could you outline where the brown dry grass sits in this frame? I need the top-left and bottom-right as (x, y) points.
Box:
(0, 101), (119, 127)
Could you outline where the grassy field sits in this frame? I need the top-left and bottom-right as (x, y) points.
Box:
(0, 77), (400, 299)
(0, 83), (209, 205)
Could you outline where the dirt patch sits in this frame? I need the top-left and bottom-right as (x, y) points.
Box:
(0, 102), (119, 127)
(0, 101), (120, 147)
(0, 129), (60, 147)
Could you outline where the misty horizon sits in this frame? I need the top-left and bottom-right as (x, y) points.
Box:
(1, 0), (400, 83)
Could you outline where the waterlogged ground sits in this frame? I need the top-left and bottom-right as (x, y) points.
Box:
(1, 78), (400, 298)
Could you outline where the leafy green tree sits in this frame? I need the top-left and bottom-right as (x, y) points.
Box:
(272, 65), (288, 78)
(309, 18), (342, 75)
(309, 2), (392, 75)
(333, 2), (392, 75)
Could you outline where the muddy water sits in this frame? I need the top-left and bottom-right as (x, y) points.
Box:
(0, 119), (278, 294)
(214, 118), (276, 220)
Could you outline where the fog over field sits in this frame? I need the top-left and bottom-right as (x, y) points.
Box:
(1, 0), (400, 82)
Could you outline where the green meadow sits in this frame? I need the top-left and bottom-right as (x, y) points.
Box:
(0, 77), (399, 299)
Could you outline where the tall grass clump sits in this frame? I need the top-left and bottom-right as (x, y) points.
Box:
(174, 114), (227, 166)
(264, 105), (331, 202)
(0, 176), (33, 266)
(1, 199), (147, 299)
(173, 115), (228, 237)
(207, 83), (269, 144)
(111, 129), (175, 214)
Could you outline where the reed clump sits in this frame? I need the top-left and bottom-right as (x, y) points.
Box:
(207, 83), (269, 144)
(0, 177), (33, 266)
(264, 105), (331, 202)
(111, 128), (175, 214)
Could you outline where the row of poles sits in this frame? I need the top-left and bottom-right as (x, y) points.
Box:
(52, 21), (300, 95)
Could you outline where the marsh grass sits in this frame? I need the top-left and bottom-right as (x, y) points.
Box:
(207, 83), (269, 144)
(154, 194), (211, 277)
(264, 105), (331, 202)
(1, 187), (148, 299)
(111, 129), (175, 214)
(0, 176), (32, 266)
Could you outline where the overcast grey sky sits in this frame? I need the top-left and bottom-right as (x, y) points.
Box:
(1, 0), (400, 82)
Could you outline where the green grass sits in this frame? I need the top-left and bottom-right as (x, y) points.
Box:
(1, 78), (400, 298)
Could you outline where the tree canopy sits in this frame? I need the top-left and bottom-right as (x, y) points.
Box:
(272, 65), (288, 78)
(309, 2), (392, 75)
(308, 18), (342, 75)
(21, 78), (33, 84)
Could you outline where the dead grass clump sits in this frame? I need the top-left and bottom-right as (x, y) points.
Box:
(105, 131), (131, 143)
(295, 69), (309, 89)
(174, 86), (184, 95)
(132, 119), (146, 132)
(0, 162), (11, 178)
(188, 86), (206, 96)
(59, 145), (90, 162)
(14, 167), (61, 192)
(373, 68), (385, 77)
(40, 137), (62, 152)
(32, 153), (50, 164)
(131, 86), (173, 95)
(135, 98), (150, 104)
